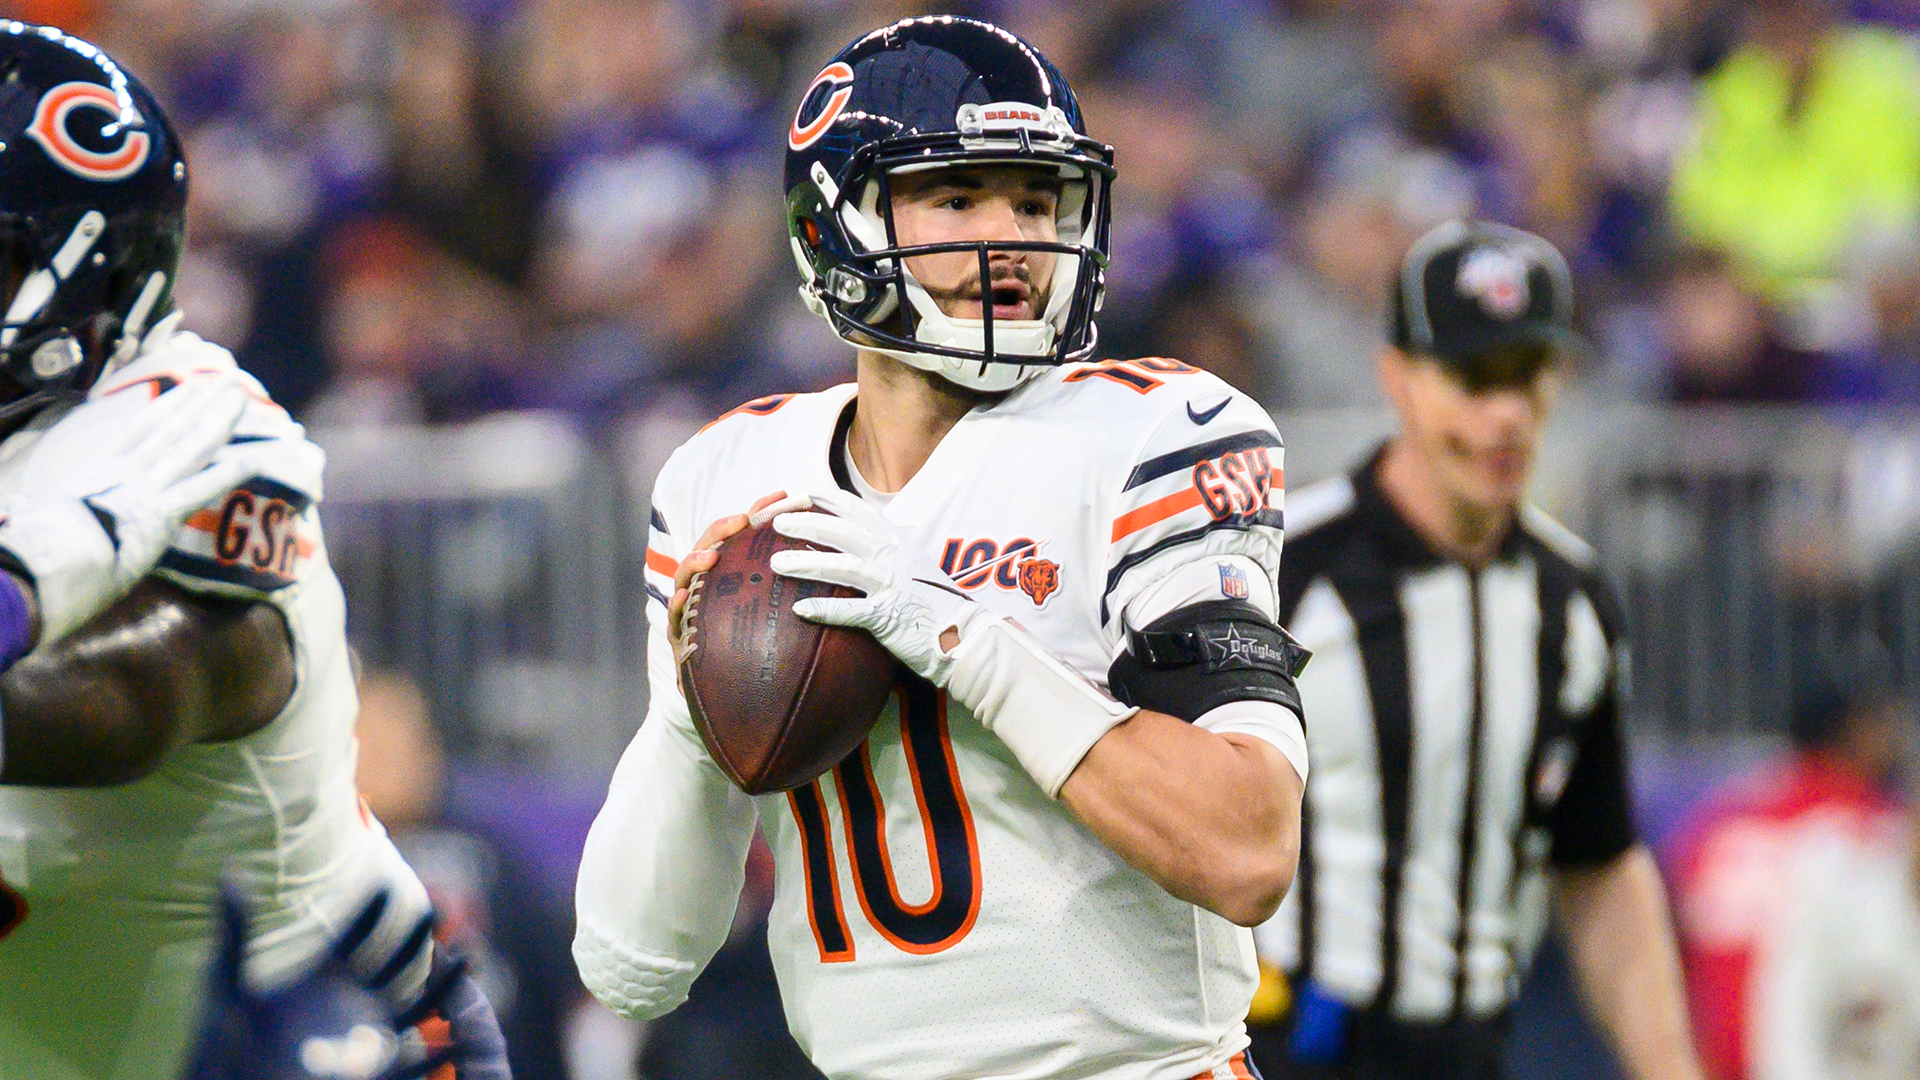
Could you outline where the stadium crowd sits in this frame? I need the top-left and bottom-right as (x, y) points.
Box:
(11, 0), (1920, 436)
(1, 0), (1916, 1077)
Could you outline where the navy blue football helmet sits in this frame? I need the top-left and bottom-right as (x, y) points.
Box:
(784, 17), (1114, 392)
(0, 22), (187, 424)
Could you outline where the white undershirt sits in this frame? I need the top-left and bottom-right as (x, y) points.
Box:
(838, 439), (895, 506)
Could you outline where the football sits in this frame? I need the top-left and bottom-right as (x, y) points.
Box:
(678, 517), (896, 795)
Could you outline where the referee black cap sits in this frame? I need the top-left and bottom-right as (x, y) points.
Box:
(1389, 219), (1586, 388)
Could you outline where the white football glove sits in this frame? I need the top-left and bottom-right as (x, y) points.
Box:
(0, 374), (254, 646)
(769, 489), (992, 687)
(772, 488), (1136, 797)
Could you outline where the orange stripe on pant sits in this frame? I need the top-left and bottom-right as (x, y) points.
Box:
(646, 548), (680, 577)
(1186, 1052), (1256, 1080)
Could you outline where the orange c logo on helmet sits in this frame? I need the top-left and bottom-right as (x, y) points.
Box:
(25, 81), (152, 182)
(789, 62), (854, 152)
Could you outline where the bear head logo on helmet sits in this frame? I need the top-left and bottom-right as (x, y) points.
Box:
(0, 22), (188, 428)
(784, 17), (1114, 394)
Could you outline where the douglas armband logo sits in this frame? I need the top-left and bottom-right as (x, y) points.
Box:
(1199, 623), (1290, 671)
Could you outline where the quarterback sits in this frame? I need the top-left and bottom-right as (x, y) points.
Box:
(0, 24), (503, 1079)
(576, 17), (1308, 1080)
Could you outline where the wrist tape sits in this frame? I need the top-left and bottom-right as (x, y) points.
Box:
(945, 616), (1137, 798)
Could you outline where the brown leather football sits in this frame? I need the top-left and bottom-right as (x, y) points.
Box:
(679, 518), (896, 795)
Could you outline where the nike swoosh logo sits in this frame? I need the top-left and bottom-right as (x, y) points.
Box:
(1186, 398), (1229, 426)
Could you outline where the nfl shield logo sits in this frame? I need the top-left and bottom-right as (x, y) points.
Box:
(1456, 247), (1531, 320)
(1218, 564), (1249, 600)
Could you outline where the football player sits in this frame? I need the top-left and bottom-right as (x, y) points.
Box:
(576, 17), (1307, 1079)
(0, 24), (504, 1079)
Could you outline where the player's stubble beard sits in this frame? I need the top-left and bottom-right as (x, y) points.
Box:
(855, 257), (1052, 409)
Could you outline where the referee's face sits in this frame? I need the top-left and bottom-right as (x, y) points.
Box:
(1380, 348), (1558, 516)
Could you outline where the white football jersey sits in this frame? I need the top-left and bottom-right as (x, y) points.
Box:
(581, 359), (1293, 1080)
(0, 318), (431, 1080)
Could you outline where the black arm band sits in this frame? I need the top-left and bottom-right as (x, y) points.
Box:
(1107, 600), (1311, 724)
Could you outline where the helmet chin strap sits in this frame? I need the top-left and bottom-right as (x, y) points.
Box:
(105, 271), (168, 373)
(806, 163), (1099, 393)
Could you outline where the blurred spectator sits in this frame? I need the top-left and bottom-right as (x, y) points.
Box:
(307, 217), (530, 426)
(1078, 78), (1276, 386)
(1241, 136), (1470, 407)
(357, 669), (580, 1080)
(1668, 0), (1920, 361)
(511, 0), (788, 419)
(1752, 803), (1920, 1080)
(1657, 247), (1826, 401)
(1665, 642), (1913, 1080)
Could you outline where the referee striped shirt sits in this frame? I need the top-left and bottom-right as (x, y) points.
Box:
(1260, 447), (1636, 1022)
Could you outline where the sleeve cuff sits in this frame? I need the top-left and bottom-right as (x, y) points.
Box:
(1196, 699), (1307, 785)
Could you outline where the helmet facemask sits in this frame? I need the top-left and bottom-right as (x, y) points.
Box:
(0, 204), (177, 424)
(792, 116), (1113, 394)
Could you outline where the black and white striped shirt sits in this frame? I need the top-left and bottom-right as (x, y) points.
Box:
(1259, 447), (1636, 1023)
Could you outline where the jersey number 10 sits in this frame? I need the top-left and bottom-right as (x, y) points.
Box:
(787, 678), (982, 962)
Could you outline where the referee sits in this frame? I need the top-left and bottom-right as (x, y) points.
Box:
(1254, 221), (1704, 1080)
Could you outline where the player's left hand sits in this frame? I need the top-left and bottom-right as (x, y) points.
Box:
(668, 490), (791, 675)
(0, 374), (255, 646)
(185, 884), (510, 1080)
(770, 489), (996, 687)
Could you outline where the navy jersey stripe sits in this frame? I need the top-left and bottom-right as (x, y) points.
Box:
(237, 475), (314, 513)
(159, 550), (295, 593)
(1123, 430), (1281, 492)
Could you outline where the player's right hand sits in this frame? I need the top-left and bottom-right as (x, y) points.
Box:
(0, 374), (254, 647)
(771, 488), (994, 688)
(668, 490), (794, 669)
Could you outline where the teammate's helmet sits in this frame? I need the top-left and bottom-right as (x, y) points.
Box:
(0, 23), (187, 425)
(784, 17), (1114, 393)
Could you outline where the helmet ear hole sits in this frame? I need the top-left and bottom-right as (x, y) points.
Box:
(781, 15), (1114, 390)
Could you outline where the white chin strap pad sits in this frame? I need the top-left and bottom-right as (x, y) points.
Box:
(821, 171), (1096, 393)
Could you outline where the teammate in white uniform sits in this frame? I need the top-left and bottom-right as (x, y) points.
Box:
(0, 25), (485, 1080)
(576, 18), (1308, 1080)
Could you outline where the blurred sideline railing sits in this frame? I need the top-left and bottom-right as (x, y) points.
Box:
(313, 413), (648, 770)
(1278, 400), (1920, 741)
(312, 403), (1920, 768)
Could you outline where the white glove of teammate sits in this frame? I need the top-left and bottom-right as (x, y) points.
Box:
(769, 489), (992, 687)
(772, 488), (1137, 798)
(0, 374), (254, 646)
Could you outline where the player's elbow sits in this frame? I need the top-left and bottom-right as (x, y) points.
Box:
(1214, 846), (1297, 927)
(571, 920), (698, 1022)
(1178, 831), (1298, 927)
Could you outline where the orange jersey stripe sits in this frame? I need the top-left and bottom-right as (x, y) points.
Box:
(646, 548), (680, 578)
(1111, 487), (1204, 543)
